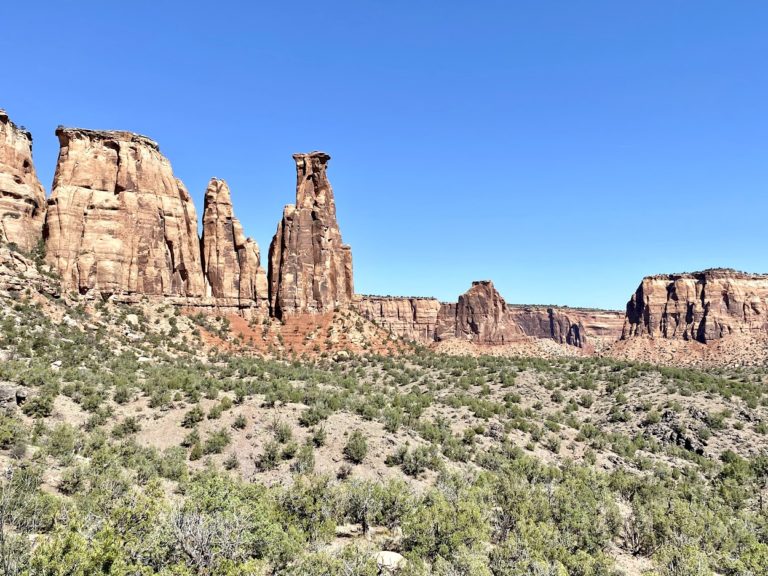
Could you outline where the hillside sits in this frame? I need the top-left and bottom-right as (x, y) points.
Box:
(0, 245), (767, 574)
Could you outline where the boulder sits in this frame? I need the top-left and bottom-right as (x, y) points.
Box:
(375, 551), (407, 572)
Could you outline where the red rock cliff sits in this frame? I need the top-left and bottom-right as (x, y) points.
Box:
(622, 269), (768, 342)
(359, 281), (623, 348)
(44, 127), (205, 297)
(0, 110), (46, 253)
(354, 295), (442, 342)
(268, 152), (353, 317)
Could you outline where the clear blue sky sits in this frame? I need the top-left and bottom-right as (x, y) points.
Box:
(3, 2), (766, 309)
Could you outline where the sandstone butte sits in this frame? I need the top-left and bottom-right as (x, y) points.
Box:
(622, 269), (768, 343)
(1, 107), (767, 357)
(0, 110), (47, 254)
(45, 127), (206, 297)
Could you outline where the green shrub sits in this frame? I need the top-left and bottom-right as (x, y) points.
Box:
(344, 429), (368, 464)
(203, 428), (231, 454)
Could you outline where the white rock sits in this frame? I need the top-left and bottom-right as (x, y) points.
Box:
(375, 551), (406, 572)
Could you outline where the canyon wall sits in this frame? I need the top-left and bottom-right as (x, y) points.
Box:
(357, 281), (624, 348)
(354, 295), (442, 342)
(201, 178), (268, 309)
(0, 110), (47, 253)
(509, 306), (625, 348)
(268, 152), (353, 318)
(622, 269), (768, 343)
(45, 127), (206, 297)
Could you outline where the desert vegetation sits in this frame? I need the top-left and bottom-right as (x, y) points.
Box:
(0, 291), (766, 575)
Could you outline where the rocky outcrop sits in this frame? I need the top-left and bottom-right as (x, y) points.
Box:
(44, 127), (205, 297)
(354, 295), (442, 342)
(201, 178), (268, 309)
(359, 281), (624, 348)
(508, 306), (624, 348)
(437, 281), (525, 344)
(0, 245), (60, 299)
(622, 269), (768, 343)
(268, 152), (353, 318)
(0, 110), (46, 253)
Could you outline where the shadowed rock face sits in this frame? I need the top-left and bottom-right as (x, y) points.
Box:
(201, 178), (268, 308)
(623, 269), (768, 343)
(268, 152), (353, 318)
(508, 307), (624, 348)
(0, 110), (46, 253)
(44, 127), (205, 297)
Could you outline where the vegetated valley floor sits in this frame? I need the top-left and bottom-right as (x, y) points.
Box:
(0, 286), (767, 575)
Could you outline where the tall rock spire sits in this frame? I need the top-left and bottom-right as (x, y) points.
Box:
(268, 151), (353, 317)
(201, 178), (267, 308)
(44, 127), (205, 297)
(0, 110), (46, 253)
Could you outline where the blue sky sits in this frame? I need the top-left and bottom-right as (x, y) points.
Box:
(3, 2), (766, 309)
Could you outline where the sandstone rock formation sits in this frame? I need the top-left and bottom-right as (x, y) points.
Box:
(358, 281), (624, 348)
(45, 127), (205, 297)
(437, 280), (525, 343)
(622, 269), (768, 342)
(201, 178), (268, 308)
(0, 110), (46, 253)
(508, 306), (624, 348)
(268, 152), (353, 317)
(354, 295), (442, 342)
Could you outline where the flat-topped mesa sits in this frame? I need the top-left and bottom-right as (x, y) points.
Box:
(201, 178), (268, 308)
(268, 151), (353, 318)
(0, 110), (46, 253)
(622, 269), (768, 343)
(45, 126), (205, 297)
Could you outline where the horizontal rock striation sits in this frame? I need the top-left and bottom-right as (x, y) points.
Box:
(509, 306), (624, 348)
(268, 152), (353, 318)
(354, 295), (443, 342)
(358, 281), (624, 348)
(201, 178), (268, 309)
(436, 281), (525, 344)
(622, 269), (768, 343)
(44, 127), (205, 297)
(0, 110), (46, 253)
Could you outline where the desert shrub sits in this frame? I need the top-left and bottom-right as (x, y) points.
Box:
(181, 405), (204, 428)
(232, 414), (247, 430)
(258, 440), (281, 471)
(311, 426), (327, 447)
(272, 419), (293, 444)
(343, 429), (368, 464)
(203, 428), (231, 454)
(291, 443), (315, 475)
